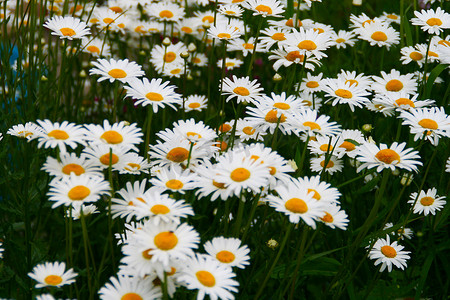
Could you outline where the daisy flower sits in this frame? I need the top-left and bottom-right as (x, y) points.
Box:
(400, 45), (426, 67)
(310, 155), (344, 175)
(355, 142), (422, 173)
(89, 58), (145, 84)
(34, 119), (87, 154)
(330, 30), (357, 49)
(336, 129), (365, 158)
(218, 4), (244, 17)
(204, 237), (250, 269)
(356, 21), (400, 49)
(399, 107), (450, 146)
(111, 180), (149, 222)
(299, 72), (324, 94)
(222, 76), (264, 105)
(214, 149), (271, 197)
(84, 120), (143, 151)
(268, 178), (326, 228)
(408, 188), (446, 216)
(134, 220), (200, 267)
(68, 204), (99, 220)
(337, 70), (373, 90)
(134, 190), (194, 225)
(320, 203), (349, 230)
(193, 160), (234, 201)
(82, 144), (134, 170)
(43, 15), (90, 40)
(41, 152), (103, 178)
(371, 69), (417, 95)
(149, 139), (210, 169)
(308, 135), (342, 157)
(99, 275), (162, 300)
(148, 1), (184, 22)
(269, 46), (321, 71)
(372, 92), (435, 112)
(446, 157), (450, 173)
(93, 7), (128, 33)
(178, 254), (239, 300)
(7, 122), (43, 139)
(125, 77), (181, 113)
(297, 92), (322, 110)
(217, 58), (244, 70)
(81, 37), (111, 57)
(380, 12), (401, 25)
(322, 78), (371, 112)
(296, 175), (341, 204)
(236, 119), (266, 142)
(259, 27), (289, 51)
(184, 95), (208, 112)
(150, 42), (188, 73)
(47, 174), (110, 208)
(228, 37), (265, 57)
(150, 165), (198, 194)
(283, 27), (333, 60)
(410, 7), (450, 35)
(368, 235), (410, 272)
(28, 261), (78, 288)
(258, 92), (306, 113)
(383, 223), (413, 240)
(289, 108), (341, 137)
(208, 23), (242, 41)
(243, 0), (285, 18)
(166, 118), (217, 145)
(118, 153), (151, 175)
(246, 105), (294, 135)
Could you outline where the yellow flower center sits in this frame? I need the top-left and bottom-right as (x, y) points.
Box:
(438, 40), (450, 47)
(303, 121), (321, 130)
(307, 188), (321, 200)
(233, 86), (250, 96)
(409, 51), (423, 61)
(418, 118), (438, 130)
(165, 179), (184, 190)
(100, 153), (119, 165)
(60, 27), (76, 36)
(243, 43), (254, 50)
(230, 167), (250, 182)
(345, 79), (358, 86)
(225, 10), (236, 15)
(188, 102), (201, 109)
(269, 166), (277, 175)
(385, 79), (403, 92)
(265, 110), (286, 123)
(216, 250), (235, 263)
(87, 45), (100, 54)
(182, 26), (193, 33)
(154, 231), (178, 250)
(335, 89), (353, 99)
(151, 204), (170, 214)
(121, 293), (143, 300)
(124, 163), (141, 171)
(285, 198), (308, 214)
(426, 18), (442, 26)
(272, 33), (286, 41)
(166, 147), (189, 163)
(320, 160), (335, 168)
(339, 141), (356, 152)
(159, 10), (174, 19)
(170, 68), (182, 75)
(375, 149), (400, 164)
(306, 81), (319, 88)
(285, 51), (304, 62)
(202, 16), (214, 23)
(335, 38), (345, 43)
(108, 68), (127, 78)
(110, 6), (123, 13)
(313, 28), (325, 34)
(62, 164), (85, 175)
(48, 129), (69, 140)
(68, 185), (91, 201)
(420, 196), (434, 206)
(395, 98), (415, 108)
(103, 17), (114, 24)
(298, 40), (317, 51)
(273, 102), (290, 110)
(219, 124), (232, 132)
(371, 31), (388, 42)
(428, 51), (438, 57)
(213, 180), (226, 189)
(243, 126), (256, 135)
(321, 212), (333, 223)
(218, 33), (231, 39)
(101, 130), (123, 144)
(196, 270), (216, 287)
(381, 245), (397, 258)
(319, 144), (333, 152)
(387, 14), (398, 20)
(44, 275), (63, 286)
(164, 52), (176, 63)
(255, 4), (272, 14)
(146, 92), (164, 101)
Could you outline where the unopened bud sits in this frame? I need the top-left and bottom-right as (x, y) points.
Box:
(287, 159), (298, 171)
(219, 110), (225, 117)
(187, 74), (193, 80)
(392, 169), (400, 176)
(180, 51), (189, 59)
(188, 43), (197, 52)
(162, 37), (171, 46)
(202, 21), (210, 29)
(400, 173), (413, 186)
(79, 70), (87, 78)
(41, 75), (48, 81)
(139, 50), (146, 55)
(273, 73), (282, 81)
(352, 0), (362, 5)
(362, 124), (372, 132)
(267, 239), (278, 249)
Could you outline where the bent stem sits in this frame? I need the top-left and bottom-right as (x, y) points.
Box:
(254, 223), (293, 300)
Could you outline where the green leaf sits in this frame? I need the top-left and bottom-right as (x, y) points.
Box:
(424, 64), (448, 99)
(344, 139), (361, 147)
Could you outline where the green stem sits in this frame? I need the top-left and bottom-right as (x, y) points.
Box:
(233, 191), (245, 237)
(80, 209), (93, 300)
(241, 193), (261, 243)
(254, 223), (293, 300)
(288, 226), (309, 300)
(145, 107), (154, 162)
(246, 17), (264, 76)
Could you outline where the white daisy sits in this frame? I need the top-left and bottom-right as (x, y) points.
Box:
(371, 69), (417, 95)
(43, 15), (90, 40)
(310, 155), (344, 175)
(320, 203), (349, 230)
(184, 94), (208, 112)
(408, 188), (446, 216)
(34, 119), (87, 154)
(41, 152), (103, 178)
(99, 275), (162, 300)
(84, 120), (143, 151)
(150, 165), (199, 194)
(204, 237), (250, 269)
(28, 261), (78, 288)
(368, 235), (410, 272)
(322, 78), (371, 112)
(89, 58), (145, 84)
(411, 7), (450, 35)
